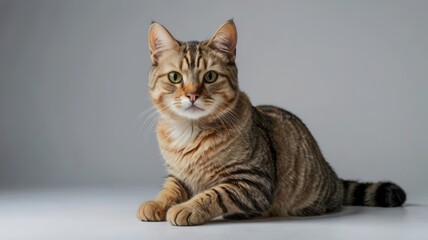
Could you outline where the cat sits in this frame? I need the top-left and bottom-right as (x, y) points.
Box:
(137, 19), (406, 226)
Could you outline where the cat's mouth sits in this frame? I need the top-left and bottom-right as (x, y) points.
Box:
(185, 105), (204, 111)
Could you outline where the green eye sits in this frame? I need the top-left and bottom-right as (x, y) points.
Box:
(168, 71), (183, 83)
(203, 71), (218, 83)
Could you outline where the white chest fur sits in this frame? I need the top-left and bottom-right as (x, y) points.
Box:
(164, 120), (200, 149)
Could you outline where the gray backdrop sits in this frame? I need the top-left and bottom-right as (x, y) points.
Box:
(1, 1), (427, 198)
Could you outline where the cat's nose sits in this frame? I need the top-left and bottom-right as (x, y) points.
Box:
(186, 93), (200, 103)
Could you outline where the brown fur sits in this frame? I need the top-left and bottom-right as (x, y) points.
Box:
(137, 20), (406, 226)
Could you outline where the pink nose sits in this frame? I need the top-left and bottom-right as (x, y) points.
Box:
(186, 93), (199, 103)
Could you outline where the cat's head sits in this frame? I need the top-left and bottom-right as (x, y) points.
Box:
(148, 20), (239, 121)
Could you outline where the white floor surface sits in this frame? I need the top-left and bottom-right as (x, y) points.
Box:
(1, 187), (427, 240)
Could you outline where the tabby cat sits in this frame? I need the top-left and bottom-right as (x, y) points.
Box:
(137, 20), (406, 226)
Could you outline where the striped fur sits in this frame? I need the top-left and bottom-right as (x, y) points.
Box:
(137, 20), (406, 226)
(342, 180), (406, 207)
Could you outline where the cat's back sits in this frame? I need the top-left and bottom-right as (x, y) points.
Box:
(255, 105), (294, 125)
(254, 104), (325, 164)
(254, 105), (304, 142)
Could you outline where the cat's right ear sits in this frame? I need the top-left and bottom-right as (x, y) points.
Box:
(148, 22), (179, 64)
(207, 19), (237, 61)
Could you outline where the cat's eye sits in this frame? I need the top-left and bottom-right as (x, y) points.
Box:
(203, 71), (218, 83)
(168, 71), (183, 84)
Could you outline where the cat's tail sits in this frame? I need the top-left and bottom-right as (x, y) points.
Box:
(341, 180), (406, 207)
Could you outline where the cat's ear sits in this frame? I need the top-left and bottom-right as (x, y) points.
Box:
(207, 19), (237, 61)
(148, 22), (179, 64)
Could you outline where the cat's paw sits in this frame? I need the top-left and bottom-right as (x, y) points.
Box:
(166, 203), (208, 226)
(137, 201), (166, 222)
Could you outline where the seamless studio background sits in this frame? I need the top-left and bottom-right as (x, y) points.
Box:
(1, 0), (427, 205)
(1, 1), (428, 239)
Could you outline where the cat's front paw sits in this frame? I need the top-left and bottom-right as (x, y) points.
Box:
(137, 201), (166, 222)
(166, 203), (208, 226)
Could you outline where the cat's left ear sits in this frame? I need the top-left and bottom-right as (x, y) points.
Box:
(148, 22), (179, 64)
(207, 19), (237, 61)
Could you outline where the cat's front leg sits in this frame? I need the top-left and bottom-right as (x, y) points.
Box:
(137, 175), (190, 222)
(166, 182), (271, 226)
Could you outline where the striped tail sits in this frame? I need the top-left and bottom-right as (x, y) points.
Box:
(342, 180), (406, 207)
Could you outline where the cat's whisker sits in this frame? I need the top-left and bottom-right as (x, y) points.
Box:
(137, 105), (158, 120)
(145, 115), (160, 142)
(138, 104), (170, 140)
(136, 97), (157, 119)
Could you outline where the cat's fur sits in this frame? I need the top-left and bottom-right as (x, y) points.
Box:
(137, 20), (406, 226)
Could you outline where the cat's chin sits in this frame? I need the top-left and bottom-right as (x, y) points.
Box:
(173, 107), (211, 120)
